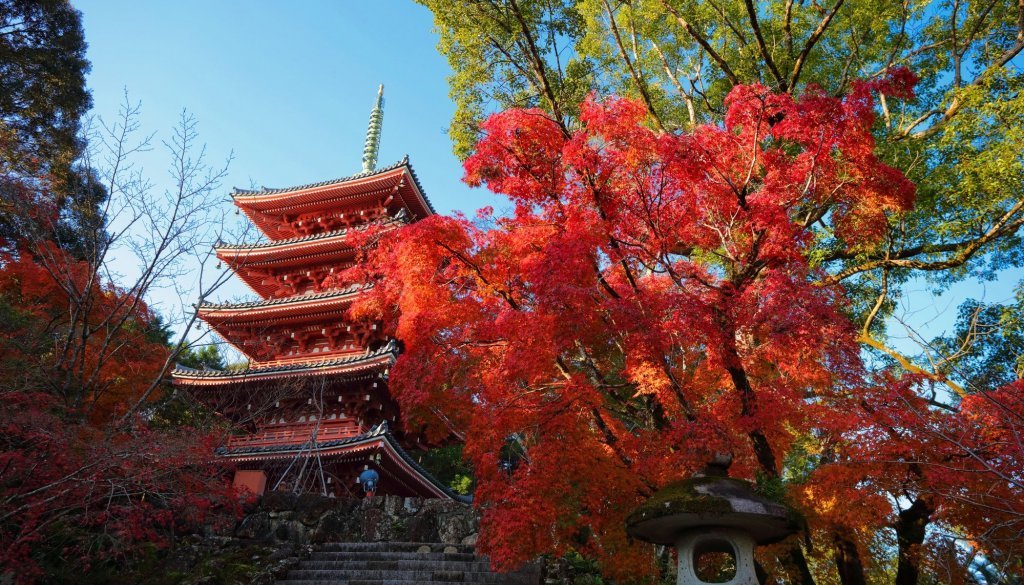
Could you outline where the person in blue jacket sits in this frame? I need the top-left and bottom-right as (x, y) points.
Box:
(358, 465), (379, 497)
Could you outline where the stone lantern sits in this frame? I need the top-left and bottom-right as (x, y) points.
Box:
(625, 465), (798, 585)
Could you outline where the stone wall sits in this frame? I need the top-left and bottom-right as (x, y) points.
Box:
(234, 492), (480, 547)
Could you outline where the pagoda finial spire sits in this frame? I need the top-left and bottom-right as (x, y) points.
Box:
(361, 85), (384, 173)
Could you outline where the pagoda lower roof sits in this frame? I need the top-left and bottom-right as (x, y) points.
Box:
(216, 422), (460, 500)
(198, 284), (367, 321)
(172, 341), (397, 386)
(232, 158), (434, 239)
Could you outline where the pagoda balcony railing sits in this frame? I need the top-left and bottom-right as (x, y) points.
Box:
(249, 349), (371, 370)
(227, 420), (365, 449)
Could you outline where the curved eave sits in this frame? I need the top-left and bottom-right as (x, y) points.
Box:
(172, 346), (396, 386)
(216, 217), (404, 260)
(216, 423), (455, 500)
(216, 233), (358, 262)
(197, 286), (367, 323)
(216, 221), (403, 299)
(228, 265), (359, 300)
(215, 229), (368, 266)
(217, 244), (360, 299)
(232, 161), (434, 240)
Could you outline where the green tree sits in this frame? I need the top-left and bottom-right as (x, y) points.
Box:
(176, 342), (227, 371)
(0, 0), (103, 258)
(0, 0), (91, 184)
(419, 0), (592, 158)
(418, 444), (475, 495)
(931, 288), (1024, 392)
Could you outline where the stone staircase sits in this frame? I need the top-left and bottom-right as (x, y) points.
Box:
(276, 542), (541, 585)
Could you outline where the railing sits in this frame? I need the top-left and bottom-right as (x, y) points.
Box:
(251, 350), (367, 369)
(228, 420), (365, 449)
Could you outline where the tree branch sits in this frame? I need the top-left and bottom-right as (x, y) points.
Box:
(659, 0), (740, 86)
(743, 0), (787, 89)
(789, 0), (846, 90)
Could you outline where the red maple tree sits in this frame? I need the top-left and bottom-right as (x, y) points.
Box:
(348, 75), (1023, 582)
(1, 220), (243, 582)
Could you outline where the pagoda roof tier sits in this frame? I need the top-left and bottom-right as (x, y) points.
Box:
(215, 219), (403, 299)
(172, 341), (397, 387)
(216, 216), (402, 255)
(197, 285), (384, 364)
(232, 158), (434, 240)
(219, 422), (460, 500)
(198, 284), (366, 322)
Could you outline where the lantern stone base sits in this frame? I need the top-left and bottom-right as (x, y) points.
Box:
(675, 528), (757, 585)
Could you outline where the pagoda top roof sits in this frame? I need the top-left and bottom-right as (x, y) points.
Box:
(231, 157), (422, 200)
(232, 157), (411, 197)
(232, 157), (433, 212)
(172, 341), (397, 385)
(230, 159), (434, 240)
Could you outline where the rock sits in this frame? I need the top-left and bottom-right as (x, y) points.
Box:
(403, 496), (422, 514)
(291, 520), (312, 544)
(361, 506), (387, 541)
(404, 514), (439, 542)
(313, 509), (360, 543)
(360, 494), (384, 510)
(417, 545), (431, 553)
(267, 546), (295, 562)
(235, 512), (271, 540)
(383, 494), (404, 517)
(444, 545), (458, 554)
(438, 512), (470, 544)
(263, 491), (299, 512)
(224, 493), (480, 548)
(461, 533), (478, 546)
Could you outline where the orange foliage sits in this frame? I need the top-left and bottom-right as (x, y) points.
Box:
(345, 77), (1021, 581)
(0, 245), (167, 423)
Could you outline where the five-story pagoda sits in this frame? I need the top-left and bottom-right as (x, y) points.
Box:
(173, 87), (457, 500)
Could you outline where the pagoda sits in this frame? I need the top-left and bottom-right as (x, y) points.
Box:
(173, 87), (456, 500)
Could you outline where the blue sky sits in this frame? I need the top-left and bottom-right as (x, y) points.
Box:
(76, 1), (490, 217)
(74, 1), (505, 331)
(74, 0), (1020, 355)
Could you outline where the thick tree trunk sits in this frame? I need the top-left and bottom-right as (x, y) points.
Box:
(718, 315), (815, 584)
(833, 531), (867, 585)
(894, 497), (932, 585)
(781, 544), (816, 585)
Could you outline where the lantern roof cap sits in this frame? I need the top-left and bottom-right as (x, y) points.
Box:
(625, 475), (799, 545)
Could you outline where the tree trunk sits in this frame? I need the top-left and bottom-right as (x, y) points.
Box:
(894, 497), (932, 585)
(780, 543), (817, 585)
(833, 531), (867, 585)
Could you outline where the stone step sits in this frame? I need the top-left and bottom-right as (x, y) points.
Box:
(309, 551), (480, 563)
(316, 542), (475, 554)
(276, 542), (540, 585)
(287, 569), (536, 584)
(278, 581), (527, 585)
(301, 559), (494, 571)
